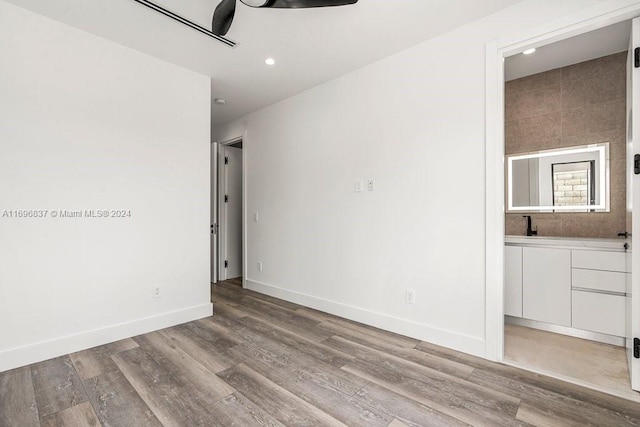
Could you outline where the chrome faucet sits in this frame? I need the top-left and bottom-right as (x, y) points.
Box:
(523, 215), (537, 236)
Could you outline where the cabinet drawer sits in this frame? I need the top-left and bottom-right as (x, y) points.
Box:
(572, 290), (626, 337)
(571, 268), (626, 294)
(571, 250), (627, 272)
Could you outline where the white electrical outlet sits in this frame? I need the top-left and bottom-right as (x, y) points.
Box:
(355, 180), (363, 192)
(405, 289), (415, 304)
(257, 261), (263, 271)
(367, 179), (375, 192)
(152, 286), (161, 298)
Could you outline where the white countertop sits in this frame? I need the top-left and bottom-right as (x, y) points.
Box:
(505, 235), (629, 251)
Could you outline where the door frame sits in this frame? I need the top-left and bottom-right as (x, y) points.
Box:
(215, 132), (248, 288)
(211, 141), (218, 284)
(485, 0), (640, 362)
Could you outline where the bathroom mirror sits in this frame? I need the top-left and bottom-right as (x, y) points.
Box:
(506, 143), (610, 212)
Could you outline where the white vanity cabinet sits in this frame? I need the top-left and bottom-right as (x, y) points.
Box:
(571, 250), (628, 337)
(522, 247), (572, 326)
(505, 236), (628, 341)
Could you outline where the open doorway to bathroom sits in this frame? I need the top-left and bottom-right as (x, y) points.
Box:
(501, 20), (639, 402)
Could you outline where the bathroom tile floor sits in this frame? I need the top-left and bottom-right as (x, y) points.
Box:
(505, 323), (640, 403)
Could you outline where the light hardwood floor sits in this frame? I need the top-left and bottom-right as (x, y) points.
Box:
(2, 279), (640, 426)
(504, 323), (640, 403)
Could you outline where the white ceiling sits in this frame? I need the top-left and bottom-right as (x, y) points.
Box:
(4, 0), (525, 127)
(505, 20), (631, 81)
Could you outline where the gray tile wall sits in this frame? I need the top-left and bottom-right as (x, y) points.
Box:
(505, 52), (627, 238)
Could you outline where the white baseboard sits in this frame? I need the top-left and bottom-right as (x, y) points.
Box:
(245, 279), (485, 357)
(0, 303), (213, 372)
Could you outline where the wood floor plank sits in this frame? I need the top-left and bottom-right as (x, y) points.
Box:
(0, 367), (40, 427)
(40, 401), (100, 427)
(280, 375), (390, 427)
(228, 341), (390, 426)
(134, 331), (235, 404)
(294, 307), (337, 323)
(83, 369), (162, 427)
(467, 368), (640, 426)
(387, 419), (410, 427)
(230, 314), (355, 368)
(216, 280), (303, 312)
(331, 337), (525, 427)
(317, 317), (420, 350)
(153, 325), (237, 374)
(416, 340), (640, 420)
(218, 277), (243, 287)
(69, 338), (138, 380)
(516, 402), (587, 427)
(230, 342), (289, 373)
(210, 302), (250, 329)
(208, 392), (285, 427)
(112, 347), (224, 426)
(415, 340), (502, 369)
(343, 359), (527, 427)
(30, 356), (88, 418)
(227, 321), (367, 396)
(295, 306), (422, 347)
(324, 336), (482, 400)
(180, 319), (242, 349)
(212, 291), (241, 307)
(353, 382), (471, 427)
(215, 292), (333, 342)
(318, 320), (474, 378)
(242, 291), (309, 312)
(193, 316), (232, 336)
(217, 363), (346, 426)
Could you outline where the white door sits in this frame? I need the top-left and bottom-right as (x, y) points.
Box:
(210, 142), (218, 283)
(627, 17), (640, 392)
(222, 145), (243, 280)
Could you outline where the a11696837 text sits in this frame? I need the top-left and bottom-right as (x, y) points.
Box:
(1, 209), (132, 219)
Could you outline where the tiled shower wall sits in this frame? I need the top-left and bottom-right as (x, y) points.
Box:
(505, 52), (627, 238)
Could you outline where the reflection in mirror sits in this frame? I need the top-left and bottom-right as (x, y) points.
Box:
(507, 143), (609, 212)
(552, 161), (594, 206)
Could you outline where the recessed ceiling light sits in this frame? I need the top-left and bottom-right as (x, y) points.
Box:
(523, 48), (536, 55)
(214, 98), (226, 105)
(265, 57), (276, 66)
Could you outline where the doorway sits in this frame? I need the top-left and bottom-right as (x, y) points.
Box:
(485, 5), (640, 402)
(503, 22), (635, 401)
(211, 137), (244, 284)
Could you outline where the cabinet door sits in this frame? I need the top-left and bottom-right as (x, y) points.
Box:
(504, 246), (523, 317)
(572, 290), (625, 337)
(522, 247), (571, 326)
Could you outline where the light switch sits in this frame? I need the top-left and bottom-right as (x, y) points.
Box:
(254, 212), (259, 222)
(355, 180), (363, 192)
(367, 179), (375, 192)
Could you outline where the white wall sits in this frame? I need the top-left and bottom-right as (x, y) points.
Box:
(212, 0), (606, 356)
(0, 1), (212, 371)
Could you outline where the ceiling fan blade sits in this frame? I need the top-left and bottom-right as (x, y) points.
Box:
(240, 0), (357, 8)
(212, 0), (236, 36)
